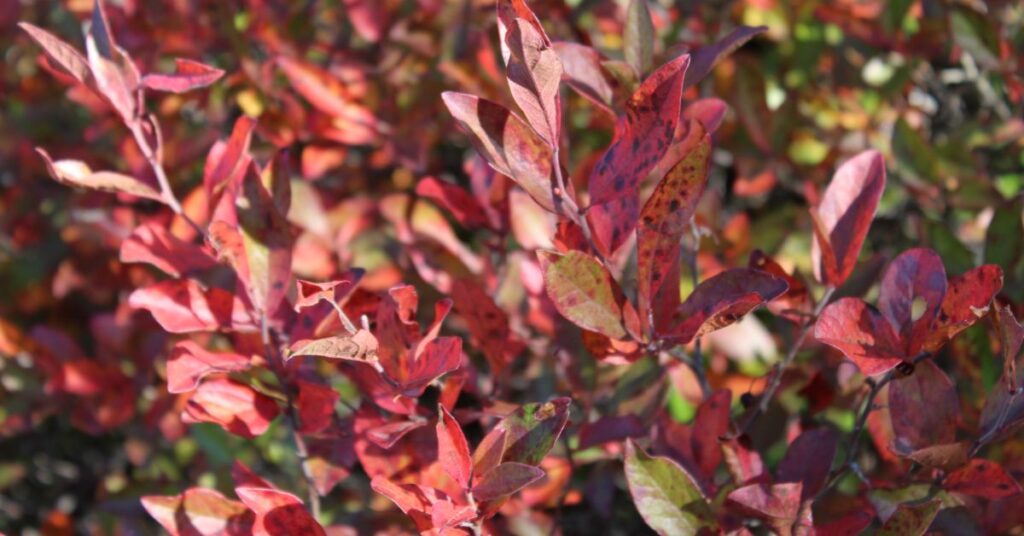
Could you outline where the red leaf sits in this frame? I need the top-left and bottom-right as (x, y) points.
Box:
(120, 223), (218, 278)
(727, 482), (803, 529)
(587, 54), (690, 255)
(451, 278), (519, 376)
(749, 249), (812, 322)
(232, 460), (276, 490)
(365, 419), (428, 449)
(236, 159), (293, 314)
(441, 92), (556, 212)
(369, 476), (439, 532)
(276, 56), (380, 144)
(142, 58), (225, 93)
(397, 336), (462, 398)
(472, 462), (546, 501)
(416, 176), (492, 230)
(815, 297), (905, 376)
(437, 404), (473, 489)
(19, 23), (91, 85)
(665, 268), (788, 343)
(497, 0), (563, 146)
(878, 248), (947, 355)
(776, 428), (838, 499)
(692, 390), (732, 478)
(167, 340), (251, 394)
(182, 378), (280, 439)
(578, 414), (645, 449)
(889, 360), (960, 451)
(682, 26), (768, 90)
(129, 279), (258, 333)
(235, 487), (326, 536)
(553, 41), (617, 115)
(636, 122), (711, 329)
(306, 433), (357, 496)
(141, 488), (254, 536)
(944, 459), (1023, 499)
(922, 264), (1003, 353)
(35, 148), (163, 202)
(811, 150), (886, 286)
(295, 380), (339, 435)
(683, 98), (728, 134)
(204, 116), (256, 208)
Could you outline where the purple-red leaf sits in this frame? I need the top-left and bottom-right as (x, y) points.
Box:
(578, 414), (645, 449)
(944, 459), (1022, 499)
(120, 223), (218, 278)
(665, 268), (788, 344)
(727, 482), (803, 533)
(167, 340), (251, 394)
(441, 91), (556, 212)
(878, 248), (947, 355)
(472, 462), (546, 501)
(811, 150), (886, 286)
(889, 360), (960, 451)
(295, 380), (339, 435)
(553, 42), (617, 115)
(682, 26), (768, 90)
(587, 54), (689, 255)
(776, 428), (838, 499)
(497, 0), (562, 146)
(815, 297), (905, 376)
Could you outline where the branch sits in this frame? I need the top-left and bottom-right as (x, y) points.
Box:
(127, 116), (205, 238)
(732, 286), (835, 437)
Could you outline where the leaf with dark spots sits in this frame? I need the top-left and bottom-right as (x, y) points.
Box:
(167, 340), (250, 394)
(128, 279), (258, 333)
(682, 26), (768, 90)
(141, 488), (254, 536)
(811, 150), (886, 287)
(637, 122), (711, 331)
(120, 223), (218, 278)
(142, 58), (225, 93)
(35, 148), (163, 202)
(235, 487), (326, 536)
(815, 297), (905, 376)
(922, 264), (1003, 353)
(451, 278), (519, 376)
(878, 248), (947, 355)
(473, 462), (545, 501)
(587, 54), (690, 255)
(182, 378), (280, 439)
(664, 268), (788, 344)
(437, 404), (473, 489)
(497, 0), (562, 146)
(889, 360), (960, 451)
(442, 92), (556, 212)
(776, 428), (838, 499)
(540, 250), (627, 339)
(944, 459), (1022, 499)
(624, 439), (713, 536)
(877, 499), (940, 536)
(578, 414), (646, 449)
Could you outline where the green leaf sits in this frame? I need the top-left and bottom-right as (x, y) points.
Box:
(624, 0), (654, 76)
(540, 250), (626, 339)
(624, 439), (714, 536)
(474, 398), (571, 476)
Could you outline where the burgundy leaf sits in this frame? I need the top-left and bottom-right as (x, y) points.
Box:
(691, 390), (731, 478)
(944, 459), (1022, 499)
(878, 248), (947, 355)
(815, 297), (905, 376)
(578, 414), (646, 449)
(682, 26), (768, 90)
(295, 380), (339, 435)
(665, 268), (788, 343)
(811, 150), (886, 286)
(889, 360), (960, 451)
(587, 54), (689, 255)
(776, 428), (838, 499)
(472, 462), (546, 501)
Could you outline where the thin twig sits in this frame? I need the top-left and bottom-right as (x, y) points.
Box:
(732, 286), (835, 437)
(128, 118), (205, 237)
